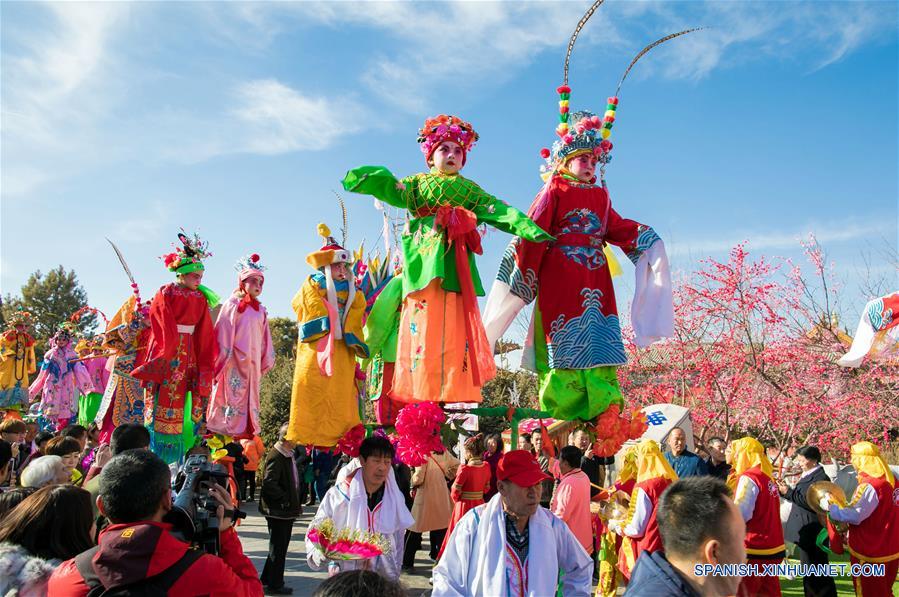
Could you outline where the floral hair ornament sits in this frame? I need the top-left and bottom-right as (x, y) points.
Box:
(52, 321), (79, 345)
(235, 253), (266, 283)
(7, 307), (33, 329)
(417, 115), (479, 165)
(163, 229), (212, 275)
(161, 230), (220, 307)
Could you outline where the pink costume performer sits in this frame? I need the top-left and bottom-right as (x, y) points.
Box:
(207, 253), (275, 436)
(29, 323), (93, 431)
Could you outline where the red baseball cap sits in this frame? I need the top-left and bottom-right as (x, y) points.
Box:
(497, 450), (551, 487)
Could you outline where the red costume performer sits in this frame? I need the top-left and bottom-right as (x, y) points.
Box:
(133, 232), (218, 464)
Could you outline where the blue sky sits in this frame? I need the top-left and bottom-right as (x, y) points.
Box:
(2, 1), (896, 332)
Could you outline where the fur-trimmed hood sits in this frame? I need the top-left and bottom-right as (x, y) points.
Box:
(0, 542), (57, 597)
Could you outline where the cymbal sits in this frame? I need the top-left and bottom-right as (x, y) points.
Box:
(806, 481), (847, 514)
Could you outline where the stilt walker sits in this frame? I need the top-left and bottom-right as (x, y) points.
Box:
(94, 295), (150, 441)
(342, 115), (552, 404)
(0, 309), (37, 414)
(287, 224), (369, 447)
(132, 231), (218, 464)
(484, 25), (701, 422)
(29, 322), (93, 431)
(207, 253), (275, 437)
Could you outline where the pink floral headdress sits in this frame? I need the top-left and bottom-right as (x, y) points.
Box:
(417, 115), (479, 165)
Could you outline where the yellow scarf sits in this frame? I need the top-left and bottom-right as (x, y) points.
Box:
(851, 441), (895, 487)
(634, 439), (678, 484)
(623, 440), (678, 529)
(616, 445), (638, 486)
(727, 437), (774, 490)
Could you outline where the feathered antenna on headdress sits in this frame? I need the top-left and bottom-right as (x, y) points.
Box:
(541, 0), (606, 167)
(601, 28), (703, 143)
(106, 237), (146, 313)
(332, 191), (348, 247)
(553, 0), (606, 144)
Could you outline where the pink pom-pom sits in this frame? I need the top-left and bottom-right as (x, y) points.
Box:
(251, 253), (260, 262)
(562, 134), (574, 144)
(540, 148), (551, 159)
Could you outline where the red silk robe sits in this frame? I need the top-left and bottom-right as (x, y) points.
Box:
(132, 283), (217, 463)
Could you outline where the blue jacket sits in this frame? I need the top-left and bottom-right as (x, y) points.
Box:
(625, 551), (702, 597)
(664, 450), (708, 478)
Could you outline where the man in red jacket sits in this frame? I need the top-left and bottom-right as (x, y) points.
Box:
(48, 450), (263, 597)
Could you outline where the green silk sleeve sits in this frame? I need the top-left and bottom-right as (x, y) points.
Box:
(342, 166), (409, 209)
(364, 276), (403, 358)
(471, 191), (553, 243)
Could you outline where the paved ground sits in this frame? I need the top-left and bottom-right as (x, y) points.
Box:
(238, 499), (434, 596)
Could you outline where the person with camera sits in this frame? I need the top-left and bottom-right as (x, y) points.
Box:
(47, 450), (263, 596)
(259, 423), (302, 595)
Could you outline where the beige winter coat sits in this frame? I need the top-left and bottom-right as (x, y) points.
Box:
(410, 451), (460, 532)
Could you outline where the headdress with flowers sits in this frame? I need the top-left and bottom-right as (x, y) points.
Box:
(52, 321), (79, 345)
(234, 253), (266, 283)
(540, 0), (700, 178)
(7, 307), (33, 329)
(417, 115), (479, 165)
(162, 230), (212, 275)
(161, 230), (220, 307)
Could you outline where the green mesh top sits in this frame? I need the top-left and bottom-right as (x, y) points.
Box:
(342, 165), (552, 297)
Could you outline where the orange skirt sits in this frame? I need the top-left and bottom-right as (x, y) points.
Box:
(392, 280), (496, 404)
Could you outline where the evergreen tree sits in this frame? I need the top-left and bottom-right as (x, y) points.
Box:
(2, 266), (95, 355)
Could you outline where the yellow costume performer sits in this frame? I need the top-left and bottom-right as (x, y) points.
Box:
(287, 224), (369, 446)
(0, 309), (37, 411)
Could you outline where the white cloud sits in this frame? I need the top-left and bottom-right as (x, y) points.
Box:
(2, 1), (892, 199)
(1, 2), (130, 199)
(231, 79), (359, 154)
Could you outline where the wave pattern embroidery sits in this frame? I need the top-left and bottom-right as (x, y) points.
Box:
(546, 288), (626, 368)
(496, 239), (538, 303)
(626, 225), (660, 265)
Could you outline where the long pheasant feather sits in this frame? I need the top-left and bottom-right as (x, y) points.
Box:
(563, 0), (606, 85)
(106, 237), (136, 287)
(332, 190), (348, 246)
(616, 28), (702, 97)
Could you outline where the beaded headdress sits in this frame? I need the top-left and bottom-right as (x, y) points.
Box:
(417, 115), (479, 165)
(540, 0), (700, 176)
(161, 230), (220, 307)
(162, 230), (212, 275)
(7, 308), (32, 329)
(235, 253), (266, 283)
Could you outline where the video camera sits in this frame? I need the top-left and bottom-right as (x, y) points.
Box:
(165, 454), (247, 555)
